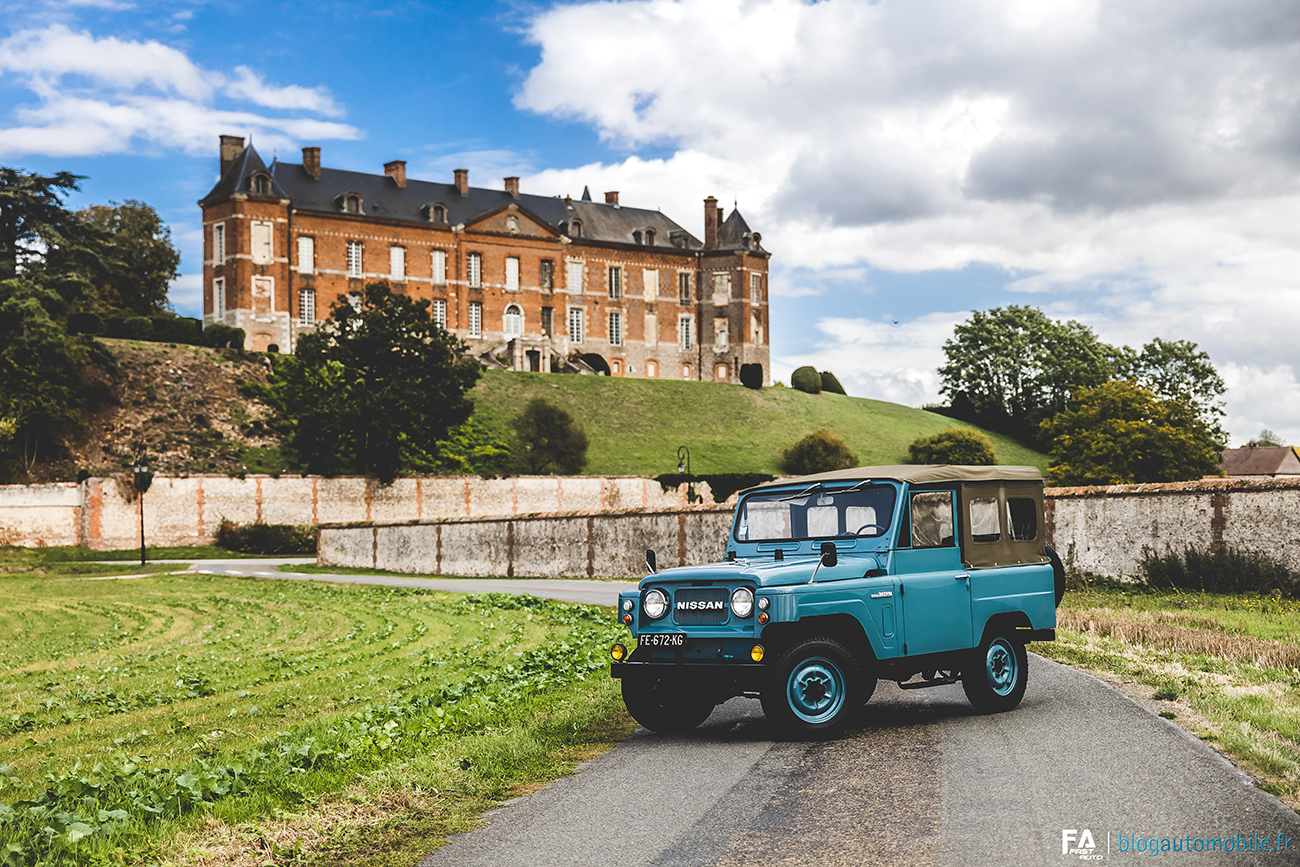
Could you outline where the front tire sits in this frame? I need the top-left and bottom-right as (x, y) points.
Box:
(762, 637), (862, 736)
(963, 633), (1028, 713)
(621, 677), (715, 733)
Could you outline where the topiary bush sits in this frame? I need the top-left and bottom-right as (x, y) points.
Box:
(150, 316), (202, 344)
(739, 363), (763, 390)
(790, 366), (822, 394)
(215, 520), (316, 555)
(202, 322), (246, 349)
(819, 370), (846, 395)
(781, 430), (857, 475)
(908, 427), (997, 465)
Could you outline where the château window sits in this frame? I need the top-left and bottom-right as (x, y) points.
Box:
(678, 272), (692, 305)
(541, 306), (553, 336)
(346, 241), (362, 277)
(390, 246), (405, 281)
(632, 230), (642, 245)
(540, 259), (554, 292)
(297, 236), (314, 274)
(344, 194), (362, 214)
(467, 252), (482, 288)
(469, 301), (483, 338)
(678, 314), (694, 350)
(213, 277), (225, 318)
(213, 223), (225, 263)
(609, 311), (623, 346)
(431, 249), (447, 285)
(646, 360), (658, 378)
(505, 257), (520, 292)
(644, 312), (658, 347)
(645, 228), (655, 246)
(252, 173), (271, 195)
(504, 303), (523, 336)
(608, 266), (622, 299)
(432, 298), (447, 330)
(566, 260), (584, 295)
(250, 221), (273, 265)
(568, 307), (584, 344)
(643, 268), (658, 301)
(751, 272), (762, 304)
(569, 220), (582, 237)
(298, 288), (315, 325)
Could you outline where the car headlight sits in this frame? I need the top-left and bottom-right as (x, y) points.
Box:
(643, 588), (668, 620)
(730, 587), (754, 618)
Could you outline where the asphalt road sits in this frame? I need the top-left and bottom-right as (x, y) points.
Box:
(418, 658), (1300, 867)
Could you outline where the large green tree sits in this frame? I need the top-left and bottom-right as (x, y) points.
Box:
(1042, 380), (1225, 485)
(1115, 337), (1226, 428)
(272, 282), (482, 483)
(512, 399), (588, 475)
(78, 200), (180, 315)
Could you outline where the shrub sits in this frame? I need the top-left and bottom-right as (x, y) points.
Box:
(739, 363), (763, 390)
(215, 520), (316, 555)
(512, 398), (588, 474)
(66, 312), (105, 335)
(790, 366), (821, 394)
(150, 316), (201, 344)
(203, 322), (246, 349)
(1138, 546), (1299, 598)
(908, 427), (997, 465)
(819, 370), (846, 394)
(106, 315), (152, 340)
(781, 430), (857, 475)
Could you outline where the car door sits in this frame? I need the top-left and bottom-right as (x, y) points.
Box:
(893, 489), (973, 656)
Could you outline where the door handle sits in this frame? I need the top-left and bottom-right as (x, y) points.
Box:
(955, 573), (969, 580)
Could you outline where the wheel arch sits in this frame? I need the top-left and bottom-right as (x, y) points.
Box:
(977, 611), (1034, 647)
(761, 613), (877, 670)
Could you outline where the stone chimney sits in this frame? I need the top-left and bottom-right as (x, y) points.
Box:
(454, 168), (469, 197)
(605, 191), (619, 206)
(302, 146), (321, 179)
(219, 135), (245, 177)
(504, 176), (520, 197)
(384, 160), (407, 188)
(704, 196), (719, 248)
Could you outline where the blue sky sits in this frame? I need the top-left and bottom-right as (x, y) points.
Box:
(3, 0), (1300, 446)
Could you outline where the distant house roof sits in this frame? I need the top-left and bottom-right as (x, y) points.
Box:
(1220, 445), (1300, 477)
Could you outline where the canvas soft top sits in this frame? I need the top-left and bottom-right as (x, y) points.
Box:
(746, 465), (1043, 494)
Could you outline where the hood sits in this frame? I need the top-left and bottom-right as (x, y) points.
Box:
(640, 551), (882, 589)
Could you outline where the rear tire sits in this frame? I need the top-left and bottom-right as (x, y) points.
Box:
(762, 637), (862, 736)
(621, 677), (715, 733)
(1046, 543), (1066, 607)
(962, 633), (1028, 714)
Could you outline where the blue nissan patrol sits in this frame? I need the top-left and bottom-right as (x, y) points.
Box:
(610, 465), (1064, 735)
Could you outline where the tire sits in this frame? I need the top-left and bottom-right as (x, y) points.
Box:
(962, 633), (1028, 714)
(621, 677), (715, 734)
(1046, 543), (1066, 607)
(761, 637), (862, 736)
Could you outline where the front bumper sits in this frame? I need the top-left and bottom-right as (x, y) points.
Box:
(610, 658), (768, 693)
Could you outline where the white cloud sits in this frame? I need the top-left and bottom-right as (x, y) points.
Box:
(168, 272), (202, 319)
(518, 0), (1300, 444)
(0, 25), (360, 157)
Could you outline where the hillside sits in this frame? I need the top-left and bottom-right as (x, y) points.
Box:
(33, 343), (1047, 481)
(469, 370), (1049, 475)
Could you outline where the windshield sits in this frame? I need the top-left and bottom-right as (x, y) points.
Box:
(734, 485), (898, 543)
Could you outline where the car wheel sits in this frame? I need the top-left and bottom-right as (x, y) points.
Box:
(621, 677), (715, 734)
(962, 633), (1028, 713)
(1046, 543), (1066, 607)
(762, 637), (861, 736)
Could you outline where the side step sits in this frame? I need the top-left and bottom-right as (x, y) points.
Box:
(898, 674), (961, 690)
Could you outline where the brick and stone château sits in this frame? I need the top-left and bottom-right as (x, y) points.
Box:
(199, 135), (771, 383)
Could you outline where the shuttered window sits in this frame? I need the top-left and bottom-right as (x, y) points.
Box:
(251, 221), (273, 265)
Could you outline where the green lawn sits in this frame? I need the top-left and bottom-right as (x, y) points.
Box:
(469, 370), (1048, 476)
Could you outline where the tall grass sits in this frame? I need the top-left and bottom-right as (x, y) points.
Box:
(1139, 546), (1300, 598)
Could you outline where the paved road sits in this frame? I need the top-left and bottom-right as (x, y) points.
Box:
(418, 657), (1300, 867)
(188, 559), (638, 607)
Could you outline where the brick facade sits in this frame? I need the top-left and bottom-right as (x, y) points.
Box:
(199, 138), (771, 383)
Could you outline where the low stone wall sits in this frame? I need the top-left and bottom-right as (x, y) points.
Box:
(1046, 477), (1300, 579)
(0, 475), (714, 549)
(318, 507), (734, 579)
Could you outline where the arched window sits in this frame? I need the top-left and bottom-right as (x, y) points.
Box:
(252, 173), (271, 195)
(432, 204), (446, 222)
(645, 229), (655, 246)
(345, 194), (362, 214)
(504, 304), (523, 336)
(569, 220), (582, 238)
(646, 360), (658, 378)
(632, 230), (642, 245)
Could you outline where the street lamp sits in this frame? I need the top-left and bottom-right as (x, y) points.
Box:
(676, 445), (691, 476)
(132, 454), (152, 566)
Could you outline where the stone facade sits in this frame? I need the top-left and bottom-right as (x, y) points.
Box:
(199, 137), (771, 384)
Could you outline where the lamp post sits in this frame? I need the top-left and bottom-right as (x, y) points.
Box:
(132, 454), (152, 566)
(676, 445), (691, 476)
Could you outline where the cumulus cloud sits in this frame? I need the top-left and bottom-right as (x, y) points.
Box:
(518, 0), (1300, 445)
(0, 24), (359, 157)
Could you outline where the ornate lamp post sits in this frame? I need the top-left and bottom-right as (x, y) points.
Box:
(132, 454), (152, 566)
(676, 445), (691, 476)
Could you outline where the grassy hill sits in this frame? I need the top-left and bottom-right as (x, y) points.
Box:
(469, 370), (1048, 476)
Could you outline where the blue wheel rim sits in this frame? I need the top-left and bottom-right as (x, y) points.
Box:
(985, 638), (1018, 696)
(787, 656), (845, 724)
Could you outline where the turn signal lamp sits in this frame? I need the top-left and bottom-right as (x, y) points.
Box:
(611, 643), (627, 662)
(758, 612), (769, 624)
(751, 644), (765, 662)
(622, 613), (633, 624)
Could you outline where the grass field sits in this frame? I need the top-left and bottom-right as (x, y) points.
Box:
(1037, 583), (1300, 809)
(469, 369), (1048, 476)
(0, 554), (631, 866)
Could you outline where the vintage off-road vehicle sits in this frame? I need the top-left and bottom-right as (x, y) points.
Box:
(610, 465), (1064, 735)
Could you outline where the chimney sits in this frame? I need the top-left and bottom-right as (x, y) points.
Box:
(384, 160), (407, 188)
(504, 176), (520, 197)
(605, 191), (619, 206)
(704, 196), (718, 248)
(454, 168), (469, 197)
(302, 146), (321, 179)
(219, 135), (245, 177)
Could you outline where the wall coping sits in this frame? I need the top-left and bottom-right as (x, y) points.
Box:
(1046, 476), (1300, 499)
(319, 503), (734, 531)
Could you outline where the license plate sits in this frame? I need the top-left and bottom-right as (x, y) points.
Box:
(639, 633), (688, 648)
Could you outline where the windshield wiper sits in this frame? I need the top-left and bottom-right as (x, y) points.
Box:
(777, 483), (824, 502)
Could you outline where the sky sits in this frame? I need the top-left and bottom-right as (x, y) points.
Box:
(2, 0), (1299, 447)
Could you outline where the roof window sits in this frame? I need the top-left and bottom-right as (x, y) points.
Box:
(344, 194), (362, 214)
(252, 173), (272, 195)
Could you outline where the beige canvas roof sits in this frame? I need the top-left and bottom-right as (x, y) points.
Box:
(748, 465), (1043, 492)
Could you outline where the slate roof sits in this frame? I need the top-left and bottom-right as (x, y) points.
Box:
(201, 145), (707, 249)
(1220, 446), (1300, 477)
(715, 207), (765, 252)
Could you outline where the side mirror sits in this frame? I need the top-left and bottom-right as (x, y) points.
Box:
(820, 541), (838, 568)
(645, 549), (657, 573)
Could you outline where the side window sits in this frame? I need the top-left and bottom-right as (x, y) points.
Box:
(1007, 498), (1039, 541)
(969, 497), (1001, 543)
(911, 491), (954, 549)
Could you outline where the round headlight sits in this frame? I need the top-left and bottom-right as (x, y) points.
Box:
(643, 588), (668, 620)
(731, 587), (754, 618)
(622, 599), (634, 612)
(757, 597), (770, 611)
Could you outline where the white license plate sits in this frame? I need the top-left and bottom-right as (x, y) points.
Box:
(640, 633), (688, 648)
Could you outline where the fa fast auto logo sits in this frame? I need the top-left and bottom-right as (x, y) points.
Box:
(1063, 829), (1103, 861)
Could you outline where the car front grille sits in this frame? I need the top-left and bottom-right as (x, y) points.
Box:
(672, 586), (729, 625)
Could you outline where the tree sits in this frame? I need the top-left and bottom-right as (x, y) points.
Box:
(512, 399), (588, 474)
(938, 306), (1117, 445)
(0, 168), (105, 311)
(78, 200), (180, 315)
(908, 428), (997, 465)
(1041, 380), (1225, 486)
(781, 430), (857, 475)
(1115, 338), (1226, 428)
(1249, 429), (1285, 447)
(271, 281), (482, 484)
